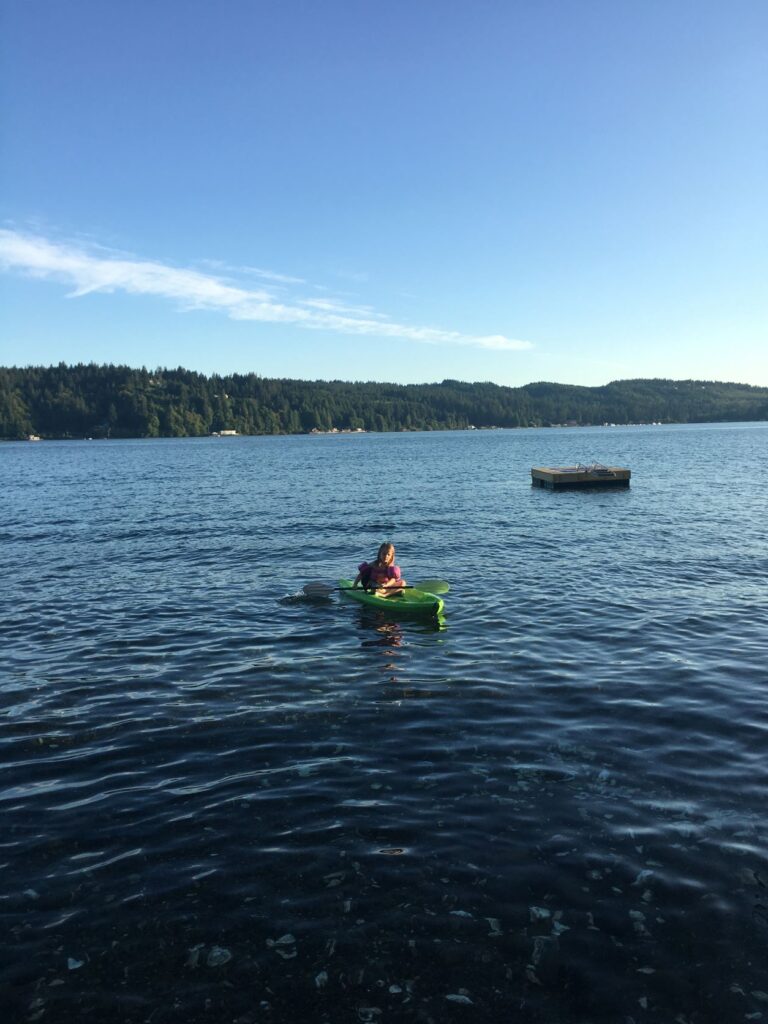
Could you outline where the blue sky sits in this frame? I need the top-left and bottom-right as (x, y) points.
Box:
(1, 0), (766, 387)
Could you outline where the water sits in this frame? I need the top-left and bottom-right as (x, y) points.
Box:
(2, 423), (767, 1023)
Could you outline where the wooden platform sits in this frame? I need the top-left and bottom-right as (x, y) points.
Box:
(531, 464), (631, 489)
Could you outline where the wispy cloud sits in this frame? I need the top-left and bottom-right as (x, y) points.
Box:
(242, 266), (306, 285)
(198, 258), (305, 286)
(299, 297), (389, 320)
(0, 229), (532, 352)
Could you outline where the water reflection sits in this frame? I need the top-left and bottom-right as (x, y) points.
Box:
(360, 616), (404, 648)
(354, 610), (449, 697)
(358, 612), (404, 681)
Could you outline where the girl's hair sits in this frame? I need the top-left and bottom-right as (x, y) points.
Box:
(376, 542), (395, 564)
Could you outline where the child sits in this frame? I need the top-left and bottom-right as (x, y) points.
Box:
(353, 542), (407, 595)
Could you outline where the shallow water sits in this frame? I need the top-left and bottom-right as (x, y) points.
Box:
(2, 424), (768, 1023)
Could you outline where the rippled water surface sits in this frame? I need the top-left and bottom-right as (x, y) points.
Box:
(2, 424), (768, 1023)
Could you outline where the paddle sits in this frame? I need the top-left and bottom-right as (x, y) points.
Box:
(303, 579), (450, 597)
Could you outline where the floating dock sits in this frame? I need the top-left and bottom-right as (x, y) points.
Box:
(531, 464), (631, 489)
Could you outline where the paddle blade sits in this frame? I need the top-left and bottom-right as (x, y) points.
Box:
(412, 579), (450, 594)
(303, 581), (335, 597)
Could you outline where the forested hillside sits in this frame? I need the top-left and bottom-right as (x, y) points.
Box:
(1, 364), (766, 439)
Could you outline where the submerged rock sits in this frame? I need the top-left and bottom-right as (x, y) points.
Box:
(185, 944), (205, 968)
(529, 906), (551, 921)
(207, 945), (232, 967)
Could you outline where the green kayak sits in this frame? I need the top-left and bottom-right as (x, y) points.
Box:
(337, 578), (444, 617)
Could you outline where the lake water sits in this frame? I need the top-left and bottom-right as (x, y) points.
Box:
(2, 423), (767, 1024)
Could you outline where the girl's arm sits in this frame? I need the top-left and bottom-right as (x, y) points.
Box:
(378, 566), (406, 589)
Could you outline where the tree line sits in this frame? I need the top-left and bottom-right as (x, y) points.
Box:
(1, 363), (766, 440)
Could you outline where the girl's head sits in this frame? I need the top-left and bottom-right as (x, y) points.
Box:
(376, 542), (395, 565)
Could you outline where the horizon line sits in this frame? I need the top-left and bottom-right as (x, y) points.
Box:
(1, 361), (765, 392)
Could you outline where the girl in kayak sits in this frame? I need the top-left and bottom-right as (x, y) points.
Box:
(353, 542), (407, 596)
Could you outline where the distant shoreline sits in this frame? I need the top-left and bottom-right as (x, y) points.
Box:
(1, 364), (766, 441)
(5, 421), (768, 446)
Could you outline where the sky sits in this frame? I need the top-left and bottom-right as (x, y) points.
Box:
(1, 0), (766, 388)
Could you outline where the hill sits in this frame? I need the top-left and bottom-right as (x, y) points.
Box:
(1, 364), (766, 439)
